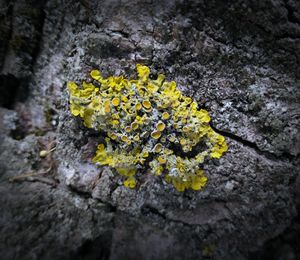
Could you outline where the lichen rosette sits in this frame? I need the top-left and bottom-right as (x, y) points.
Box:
(67, 64), (227, 191)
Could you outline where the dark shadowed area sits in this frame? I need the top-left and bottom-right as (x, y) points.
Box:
(0, 0), (300, 259)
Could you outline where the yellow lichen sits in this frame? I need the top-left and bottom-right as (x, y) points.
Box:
(142, 100), (152, 109)
(112, 97), (120, 106)
(156, 121), (166, 132)
(154, 143), (163, 153)
(124, 176), (137, 188)
(151, 131), (162, 140)
(67, 64), (228, 192)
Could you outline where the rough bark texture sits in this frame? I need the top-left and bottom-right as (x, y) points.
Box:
(0, 0), (300, 259)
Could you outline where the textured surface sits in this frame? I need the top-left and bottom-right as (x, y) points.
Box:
(0, 0), (300, 259)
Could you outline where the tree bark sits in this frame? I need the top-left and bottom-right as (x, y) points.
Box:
(0, 0), (300, 259)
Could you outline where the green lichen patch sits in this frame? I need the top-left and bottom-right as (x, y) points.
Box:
(67, 64), (228, 192)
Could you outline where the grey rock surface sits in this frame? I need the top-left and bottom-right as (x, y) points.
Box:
(0, 0), (300, 259)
